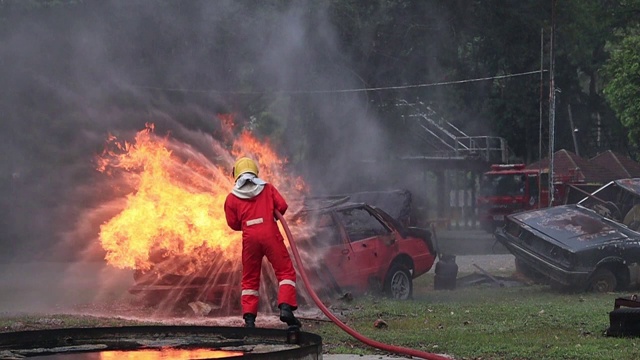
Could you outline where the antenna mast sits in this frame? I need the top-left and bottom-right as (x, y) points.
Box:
(548, 0), (557, 205)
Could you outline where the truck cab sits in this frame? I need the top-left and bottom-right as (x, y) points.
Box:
(477, 164), (551, 233)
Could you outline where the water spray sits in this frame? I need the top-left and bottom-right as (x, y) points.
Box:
(276, 211), (452, 360)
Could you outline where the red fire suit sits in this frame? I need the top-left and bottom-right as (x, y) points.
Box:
(224, 182), (298, 316)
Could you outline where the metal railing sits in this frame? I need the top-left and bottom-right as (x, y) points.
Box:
(398, 101), (510, 163)
(454, 136), (509, 163)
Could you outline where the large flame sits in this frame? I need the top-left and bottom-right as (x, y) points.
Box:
(97, 118), (306, 275)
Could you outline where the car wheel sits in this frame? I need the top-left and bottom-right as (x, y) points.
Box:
(384, 265), (413, 300)
(588, 268), (617, 293)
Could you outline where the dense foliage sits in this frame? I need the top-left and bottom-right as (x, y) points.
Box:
(603, 32), (640, 147)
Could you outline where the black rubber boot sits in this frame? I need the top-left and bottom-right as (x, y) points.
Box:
(243, 313), (256, 328)
(279, 304), (301, 327)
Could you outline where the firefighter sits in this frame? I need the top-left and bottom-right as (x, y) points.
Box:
(223, 157), (301, 328)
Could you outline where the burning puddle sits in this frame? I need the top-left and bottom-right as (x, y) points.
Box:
(24, 348), (243, 359)
(0, 325), (322, 359)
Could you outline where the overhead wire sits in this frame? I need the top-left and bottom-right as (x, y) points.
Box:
(133, 69), (546, 95)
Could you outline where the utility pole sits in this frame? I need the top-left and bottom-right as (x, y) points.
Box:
(548, 0), (557, 206)
(539, 27), (544, 208)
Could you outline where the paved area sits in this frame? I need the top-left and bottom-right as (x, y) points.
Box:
(455, 253), (515, 273)
(436, 229), (508, 256)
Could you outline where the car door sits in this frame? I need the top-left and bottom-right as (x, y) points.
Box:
(308, 212), (351, 289)
(334, 206), (393, 290)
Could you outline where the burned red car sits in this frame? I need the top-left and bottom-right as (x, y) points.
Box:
(292, 201), (437, 300)
(495, 178), (640, 292)
(130, 199), (437, 313)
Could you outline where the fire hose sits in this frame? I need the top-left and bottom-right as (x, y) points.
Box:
(275, 211), (451, 360)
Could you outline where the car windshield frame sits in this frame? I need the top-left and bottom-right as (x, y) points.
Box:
(371, 206), (408, 237)
(334, 205), (393, 243)
(576, 180), (640, 224)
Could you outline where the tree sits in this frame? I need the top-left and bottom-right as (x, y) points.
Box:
(603, 32), (640, 147)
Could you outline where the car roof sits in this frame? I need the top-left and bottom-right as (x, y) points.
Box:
(301, 199), (370, 213)
(507, 204), (639, 251)
(614, 178), (640, 196)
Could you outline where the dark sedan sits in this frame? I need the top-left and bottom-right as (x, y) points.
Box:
(495, 179), (640, 292)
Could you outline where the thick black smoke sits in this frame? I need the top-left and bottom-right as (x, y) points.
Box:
(0, 1), (389, 262)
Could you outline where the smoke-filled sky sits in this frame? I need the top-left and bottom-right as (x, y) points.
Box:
(0, 1), (391, 262)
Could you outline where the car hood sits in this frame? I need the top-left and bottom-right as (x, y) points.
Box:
(509, 204), (637, 250)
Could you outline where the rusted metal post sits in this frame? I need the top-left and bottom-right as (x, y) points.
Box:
(436, 170), (446, 228)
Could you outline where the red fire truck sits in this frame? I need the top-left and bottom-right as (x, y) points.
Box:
(477, 164), (585, 233)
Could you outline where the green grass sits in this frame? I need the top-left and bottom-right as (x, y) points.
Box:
(304, 274), (640, 360)
(2, 273), (640, 359)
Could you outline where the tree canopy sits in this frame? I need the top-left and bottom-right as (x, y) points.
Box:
(603, 32), (640, 147)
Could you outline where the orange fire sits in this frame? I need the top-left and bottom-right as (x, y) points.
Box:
(97, 118), (306, 274)
(99, 348), (243, 359)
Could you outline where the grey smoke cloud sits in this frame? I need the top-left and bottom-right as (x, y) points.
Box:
(0, 1), (388, 262)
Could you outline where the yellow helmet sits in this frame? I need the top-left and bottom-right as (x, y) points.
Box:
(232, 157), (259, 180)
